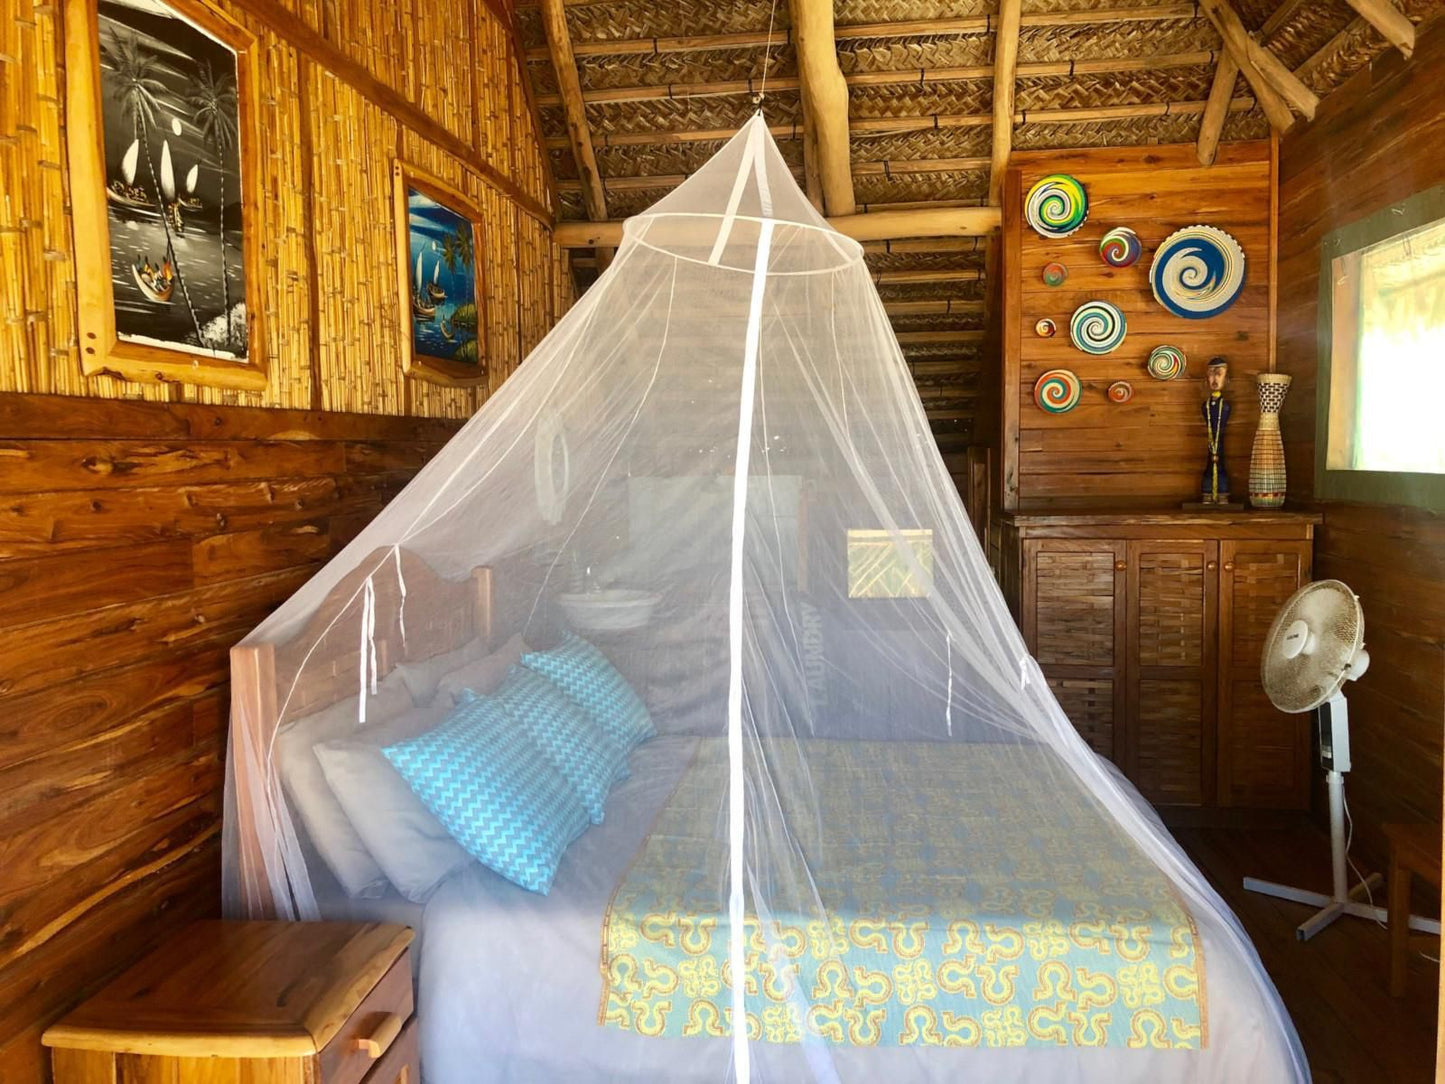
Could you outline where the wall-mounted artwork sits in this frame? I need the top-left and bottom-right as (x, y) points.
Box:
(394, 163), (487, 386)
(65, 0), (265, 389)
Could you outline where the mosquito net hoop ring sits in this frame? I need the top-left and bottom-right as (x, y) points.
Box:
(222, 114), (1309, 1084)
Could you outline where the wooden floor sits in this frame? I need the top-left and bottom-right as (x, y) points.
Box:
(1175, 825), (1439, 1083)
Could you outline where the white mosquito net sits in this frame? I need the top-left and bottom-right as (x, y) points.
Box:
(223, 116), (1306, 1082)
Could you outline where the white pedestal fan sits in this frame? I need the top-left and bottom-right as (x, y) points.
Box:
(1245, 579), (1442, 941)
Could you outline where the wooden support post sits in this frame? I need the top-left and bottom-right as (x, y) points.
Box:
(539, 0), (607, 223)
(1197, 53), (1240, 165)
(788, 0), (855, 216)
(988, 0), (1022, 206)
(1341, 0), (1415, 57)
(1199, 0), (1318, 124)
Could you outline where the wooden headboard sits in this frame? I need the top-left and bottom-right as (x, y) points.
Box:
(229, 547), (494, 916)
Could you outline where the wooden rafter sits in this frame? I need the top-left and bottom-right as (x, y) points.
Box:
(552, 206), (1001, 248)
(534, 52), (1222, 108)
(988, 0), (1022, 206)
(1198, 0), (1319, 125)
(1198, 0), (1304, 165)
(539, 0), (606, 222)
(1341, 0), (1415, 58)
(789, 0), (854, 216)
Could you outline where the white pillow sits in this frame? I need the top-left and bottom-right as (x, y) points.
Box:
(274, 671), (413, 898)
(394, 636), (493, 706)
(314, 705), (474, 903)
(435, 633), (526, 705)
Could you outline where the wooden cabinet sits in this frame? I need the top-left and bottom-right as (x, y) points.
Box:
(44, 921), (417, 1084)
(1003, 511), (1319, 812)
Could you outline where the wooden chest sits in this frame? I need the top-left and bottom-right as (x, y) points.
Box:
(43, 921), (417, 1084)
(1000, 510), (1321, 813)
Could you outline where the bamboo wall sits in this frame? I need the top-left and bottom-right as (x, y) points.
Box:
(0, 0), (572, 1076)
(0, 0), (572, 416)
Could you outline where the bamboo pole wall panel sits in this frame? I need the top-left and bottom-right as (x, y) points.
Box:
(0, 0), (563, 415)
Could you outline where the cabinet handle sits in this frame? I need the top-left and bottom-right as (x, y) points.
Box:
(355, 1013), (404, 1060)
(1223, 561), (1234, 572)
(1115, 561), (1127, 571)
(1206, 561), (1217, 570)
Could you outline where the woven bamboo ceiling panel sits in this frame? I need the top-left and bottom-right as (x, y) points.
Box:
(520, 0), (1444, 441)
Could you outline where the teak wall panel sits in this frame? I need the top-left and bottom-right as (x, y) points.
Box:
(0, 395), (460, 1082)
(1000, 142), (1277, 510)
(1277, 21), (1445, 873)
(0, 0), (561, 417)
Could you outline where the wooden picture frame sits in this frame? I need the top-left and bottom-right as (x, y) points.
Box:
(64, 0), (267, 391)
(393, 162), (489, 387)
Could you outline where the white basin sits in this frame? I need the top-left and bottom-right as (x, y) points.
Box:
(558, 589), (662, 633)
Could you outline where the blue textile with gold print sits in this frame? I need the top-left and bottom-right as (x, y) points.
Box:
(600, 739), (1206, 1051)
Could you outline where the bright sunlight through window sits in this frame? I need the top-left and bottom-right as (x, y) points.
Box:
(1328, 215), (1445, 475)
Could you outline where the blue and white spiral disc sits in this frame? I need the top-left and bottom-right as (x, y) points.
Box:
(1150, 225), (1246, 319)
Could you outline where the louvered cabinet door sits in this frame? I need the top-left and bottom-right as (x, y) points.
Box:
(1125, 539), (1218, 807)
(1217, 540), (1313, 808)
(1021, 539), (1127, 764)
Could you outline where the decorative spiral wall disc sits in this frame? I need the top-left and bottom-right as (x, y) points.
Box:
(1150, 225), (1246, 319)
(1099, 227), (1142, 268)
(1034, 369), (1082, 414)
(1146, 344), (1188, 381)
(1069, 300), (1127, 354)
(1042, 262), (1068, 287)
(1035, 318), (1056, 338)
(1024, 175), (1088, 238)
(1107, 380), (1134, 404)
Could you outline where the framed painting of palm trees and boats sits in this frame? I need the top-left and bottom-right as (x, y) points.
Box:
(65, 0), (265, 390)
(393, 162), (488, 387)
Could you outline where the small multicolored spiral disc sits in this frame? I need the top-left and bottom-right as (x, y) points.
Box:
(1024, 175), (1088, 238)
(1042, 262), (1068, 287)
(1069, 300), (1127, 355)
(1146, 344), (1187, 381)
(1099, 227), (1142, 268)
(1035, 318), (1056, 338)
(1107, 380), (1134, 404)
(1034, 369), (1082, 414)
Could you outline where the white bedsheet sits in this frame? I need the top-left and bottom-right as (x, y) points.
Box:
(402, 736), (1297, 1084)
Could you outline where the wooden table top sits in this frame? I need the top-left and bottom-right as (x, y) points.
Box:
(43, 921), (414, 1059)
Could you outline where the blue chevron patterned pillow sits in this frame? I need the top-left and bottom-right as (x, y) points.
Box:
(491, 666), (626, 824)
(382, 691), (588, 895)
(522, 633), (655, 751)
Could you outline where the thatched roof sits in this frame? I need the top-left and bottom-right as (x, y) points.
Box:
(520, 0), (1443, 443)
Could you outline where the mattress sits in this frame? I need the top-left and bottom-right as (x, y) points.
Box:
(408, 735), (1298, 1083)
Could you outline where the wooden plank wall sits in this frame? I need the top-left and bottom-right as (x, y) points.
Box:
(1000, 142), (1277, 510)
(0, 0), (577, 1076)
(0, 0), (568, 415)
(1277, 19), (1445, 874)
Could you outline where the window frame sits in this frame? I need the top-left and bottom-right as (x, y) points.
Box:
(1315, 184), (1445, 510)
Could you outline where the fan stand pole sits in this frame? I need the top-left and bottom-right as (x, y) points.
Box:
(1243, 698), (1441, 940)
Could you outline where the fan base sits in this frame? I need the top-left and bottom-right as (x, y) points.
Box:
(1241, 875), (1439, 940)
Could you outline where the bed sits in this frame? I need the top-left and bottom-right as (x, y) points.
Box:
(228, 550), (1300, 1082)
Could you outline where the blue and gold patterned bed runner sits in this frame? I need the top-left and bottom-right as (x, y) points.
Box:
(600, 739), (1206, 1050)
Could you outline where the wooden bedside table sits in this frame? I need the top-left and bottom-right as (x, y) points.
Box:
(43, 921), (417, 1084)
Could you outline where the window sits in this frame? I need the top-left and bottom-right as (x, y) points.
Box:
(1318, 186), (1445, 508)
(846, 528), (933, 599)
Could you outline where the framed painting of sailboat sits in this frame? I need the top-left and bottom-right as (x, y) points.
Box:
(64, 0), (266, 390)
(393, 161), (488, 387)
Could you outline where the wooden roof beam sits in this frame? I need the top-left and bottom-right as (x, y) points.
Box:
(553, 205), (1001, 247)
(989, 0), (1022, 206)
(1197, 0), (1307, 165)
(1198, 0), (1318, 126)
(792, 0), (854, 214)
(521, 5), (1201, 60)
(539, 0), (607, 223)
(1341, 0), (1415, 57)
(883, 299), (986, 316)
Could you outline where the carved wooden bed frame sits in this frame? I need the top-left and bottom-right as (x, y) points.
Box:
(229, 547), (494, 916)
